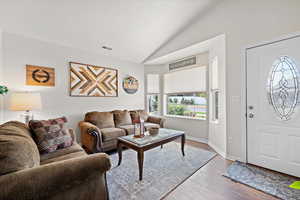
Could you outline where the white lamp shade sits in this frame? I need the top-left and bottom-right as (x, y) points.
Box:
(9, 92), (42, 111)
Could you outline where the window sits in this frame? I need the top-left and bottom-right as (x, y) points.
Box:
(212, 90), (220, 121)
(147, 94), (159, 115)
(164, 66), (207, 120)
(146, 74), (160, 115)
(211, 57), (220, 122)
(166, 92), (207, 119)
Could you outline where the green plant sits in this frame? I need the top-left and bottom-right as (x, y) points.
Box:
(168, 104), (185, 115)
(0, 85), (8, 95)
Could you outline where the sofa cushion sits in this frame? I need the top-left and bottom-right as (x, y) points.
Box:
(85, 111), (115, 129)
(40, 143), (84, 163)
(144, 122), (160, 131)
(119, 124), (135, 135)
(29, 117), (74, 154)
(101, 128), (125, 141)
(113, 110), (132, 127)
(40, 143), (87, 165)
(0, 121), (40, 175)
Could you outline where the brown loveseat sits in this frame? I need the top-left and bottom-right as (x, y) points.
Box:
(79, 110), (165, 153)
(0, 121), (111, 200)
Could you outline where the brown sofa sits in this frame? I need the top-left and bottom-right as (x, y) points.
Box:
(79, 110), (165, 153)
(0, 121), (111, 200)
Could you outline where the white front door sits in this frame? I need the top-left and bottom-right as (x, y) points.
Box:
(247, 35), (300, 177)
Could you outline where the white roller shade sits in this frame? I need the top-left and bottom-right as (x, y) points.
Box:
(147, 74), (160, 93)
(164, 66), (207, 93)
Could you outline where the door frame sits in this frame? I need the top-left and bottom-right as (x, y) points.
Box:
(240, 31), (300, 163)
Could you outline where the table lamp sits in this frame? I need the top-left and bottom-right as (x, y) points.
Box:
(9, 92), (42, 124)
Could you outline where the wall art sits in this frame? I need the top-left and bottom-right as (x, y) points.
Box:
(123, 76), (138, 94)
(26, 65), (55, 86)
(69, 62), (118, 97)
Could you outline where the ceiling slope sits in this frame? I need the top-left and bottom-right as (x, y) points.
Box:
(0, 0), (220, 63)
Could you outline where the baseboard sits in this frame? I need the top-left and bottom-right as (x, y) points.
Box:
(225, 154), (243, 162)
(186, 137), (241, 162)
(208, 141), (226, 158)
(225, 154), (241, 161)
(186, 136), (208, 144)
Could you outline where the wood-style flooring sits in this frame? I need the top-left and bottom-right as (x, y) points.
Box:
(163, 140), (279, 200)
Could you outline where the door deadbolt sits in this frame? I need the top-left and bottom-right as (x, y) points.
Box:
(248, 113), (254, 118)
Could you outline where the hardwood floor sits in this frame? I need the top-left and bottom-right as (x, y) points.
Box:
(163, 140), (279, 200)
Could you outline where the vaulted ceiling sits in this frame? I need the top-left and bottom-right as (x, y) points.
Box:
(0, 0), (220, 63)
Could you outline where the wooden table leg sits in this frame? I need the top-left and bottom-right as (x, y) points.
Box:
(181, 134), (185, 156)
(137, 150), (144, 181)
(117, 141), (122, 166)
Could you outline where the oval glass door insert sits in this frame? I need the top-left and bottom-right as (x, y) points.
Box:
(267, 56), (299, 120)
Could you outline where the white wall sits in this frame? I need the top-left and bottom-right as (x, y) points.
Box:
(208, 35), (226, 157)
(145, 53), (209, 143)
(0, 30), (3, 84)
(1, 32), (144, 140)
(0, 30), (3, 123)
(147, 0), (300, 160)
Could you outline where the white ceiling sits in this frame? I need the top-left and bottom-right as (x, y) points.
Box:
(0, 0), (220, 63)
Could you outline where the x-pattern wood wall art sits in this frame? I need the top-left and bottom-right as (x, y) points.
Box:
(69, 62), (118, 97)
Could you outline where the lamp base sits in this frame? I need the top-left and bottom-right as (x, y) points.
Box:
(22, 110), (33, 125)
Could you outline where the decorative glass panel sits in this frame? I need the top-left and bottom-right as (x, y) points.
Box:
(267, 56), (299, 120)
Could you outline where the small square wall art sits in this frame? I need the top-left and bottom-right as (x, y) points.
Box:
(26, 65), (55, 87)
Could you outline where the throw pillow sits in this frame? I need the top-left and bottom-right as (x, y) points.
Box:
(113, 110), (132, 127)
(29, 117), (74, 154)
(130, 110), (140, 123)
(138, 110), (149, 121)
(130, 110), (149, 122)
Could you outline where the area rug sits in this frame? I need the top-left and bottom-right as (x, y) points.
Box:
(106, 142), (216, 200)
(224, 161), (300, 200)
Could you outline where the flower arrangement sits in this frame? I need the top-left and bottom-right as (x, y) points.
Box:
(0, 85), (8, 95)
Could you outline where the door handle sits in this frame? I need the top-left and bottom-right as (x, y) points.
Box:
(248, 113), (254, 118)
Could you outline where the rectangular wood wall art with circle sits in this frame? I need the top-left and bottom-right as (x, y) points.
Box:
(26, 65), (55, 87)
(69, 62), (118, 97)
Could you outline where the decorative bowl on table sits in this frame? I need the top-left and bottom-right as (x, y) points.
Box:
(148, 127), (159, 136)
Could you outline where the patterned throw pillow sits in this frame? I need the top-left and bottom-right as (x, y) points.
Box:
(29, 117), (74, 154)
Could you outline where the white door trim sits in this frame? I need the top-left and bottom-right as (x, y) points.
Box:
(240, 31), (300, 163)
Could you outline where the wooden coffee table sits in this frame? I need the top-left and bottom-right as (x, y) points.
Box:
(117, 128), (185, 181)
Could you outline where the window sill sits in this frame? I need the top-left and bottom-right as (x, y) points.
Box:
(164, 114), (206, 121)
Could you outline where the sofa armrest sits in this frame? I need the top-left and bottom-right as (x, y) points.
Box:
(79, 121), (103, 153)
(0, 153), (111, 200)
(147, 116), (166, 128)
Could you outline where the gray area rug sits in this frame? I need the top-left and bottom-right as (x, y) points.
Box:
(107, 142), (216, 200)
(224, 161), (300, 200)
